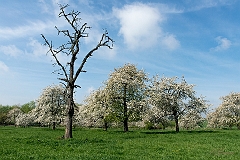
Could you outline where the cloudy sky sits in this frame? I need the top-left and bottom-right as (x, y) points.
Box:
(0, 0), (239, 108)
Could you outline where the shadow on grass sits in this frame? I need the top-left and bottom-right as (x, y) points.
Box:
(141, 130), (218, 135)
(107, 130), (135, 135)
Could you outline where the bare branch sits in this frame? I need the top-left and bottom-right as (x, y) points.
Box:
(41, 34), (69, 82)
(74, 84), (81, 88)
(41, 4), (113, 138)
(58, 78), (68, 82)
(74, 30), (114, 82)
(58, 4), (80, 32)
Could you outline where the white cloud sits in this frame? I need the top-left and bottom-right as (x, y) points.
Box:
(0, 45), (23, 57)
(0, 20), (56, 40)
(186, 0), (234, 11)
(162, 34), (180, 50)
(0, 61), (9, 72)
(96, 44), (117, 60)
(38, 0), (51, 13)
(114, 3), (163, 50)
(38, 0), (71, 17)
(27, 38), (71, 65)
(27, 38), (49, 57)
(114, 3), (180, 51)
(212, 36), (232, 51)
(156, 3), (184, 14)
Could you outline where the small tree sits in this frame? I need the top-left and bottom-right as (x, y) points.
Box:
(42, 4), (113, 138)
(75, 88), (112, 130)
(15, 113), (34, 127)
(148, 76), (208, 132)
(207, 110), (222, 128)
(207, 92), (240, 129)
(6, 107), (23, 126)
(143, 106), (169, 129)
(179, 110), (205, 130)
(104, 64), (148, 131)
(34, 84), (67, 129)
(0, 105), (17, 125)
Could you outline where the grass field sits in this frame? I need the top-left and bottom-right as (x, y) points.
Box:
(0, 126), (239, 160)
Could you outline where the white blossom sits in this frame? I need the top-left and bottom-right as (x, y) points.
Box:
(32, 84), (67, 129)
(147, 75), (209, 132)
(207, 92), (240, 129)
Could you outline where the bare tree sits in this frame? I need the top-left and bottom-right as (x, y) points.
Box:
(41, 4), (113, 138)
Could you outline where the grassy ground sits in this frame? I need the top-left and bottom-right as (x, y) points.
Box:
(0, 126), (239, 160)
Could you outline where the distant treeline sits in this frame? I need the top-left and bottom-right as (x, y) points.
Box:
(0, 101), (35, 125)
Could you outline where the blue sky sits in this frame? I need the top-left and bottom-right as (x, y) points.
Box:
(0, 0), (239, 109)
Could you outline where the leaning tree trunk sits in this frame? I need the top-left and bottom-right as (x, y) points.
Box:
(64, 86), (74, 139)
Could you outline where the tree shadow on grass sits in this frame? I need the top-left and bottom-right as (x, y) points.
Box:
(108, 130), (135, 134)
(141, 130), (218, 135)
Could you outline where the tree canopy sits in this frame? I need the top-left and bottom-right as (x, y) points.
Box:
(207, 92), (240, 129)
(33, 84), (67, 129)
(147, 76), (209, 132)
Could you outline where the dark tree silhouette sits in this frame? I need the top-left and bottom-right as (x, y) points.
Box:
(41, 4), (113, 139)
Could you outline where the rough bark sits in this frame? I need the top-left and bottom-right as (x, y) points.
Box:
(64, 86), (74, 138)
(173, 109), (179, 132)
(64, 112), (73, 138)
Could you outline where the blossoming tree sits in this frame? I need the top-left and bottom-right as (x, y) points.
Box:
(33, 84), (67, 130)
(207, 92), (240, 129)
(6, 107), (23, 126)
(76, 87), (113, 130)
(179, 110), (205, 130)
(148, 76), (208, 132)
(143, 106), (169, 129)
(104, 64), (148, 131)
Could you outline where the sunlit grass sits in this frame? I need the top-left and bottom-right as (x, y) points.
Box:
(0, 126), (239, 159)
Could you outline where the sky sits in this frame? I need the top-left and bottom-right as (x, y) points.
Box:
(0, 0), (239, 109)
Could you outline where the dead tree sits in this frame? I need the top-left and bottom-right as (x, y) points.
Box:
(41, 4), (113, 139)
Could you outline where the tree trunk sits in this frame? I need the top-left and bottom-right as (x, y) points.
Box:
(64, 111), (73, 138)
(173, 110), (179, 132)
(237, 123), (240, 130)
(53, 122), (56, 130)
(123, 116), (128, 132)
(175, 117), (179, 132)
(103, 121), (108, 131)
(123, 84), (128, 132)
(64, 86), (74, 139)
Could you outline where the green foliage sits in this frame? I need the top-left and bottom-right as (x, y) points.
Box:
(0, 105), (14, 125)
(168, 120), (176, 128)
(1, 126), (240, 159)
(20, 101), (35, 113)
(144, 121), (155, 130)
(0, 113), (7, 125)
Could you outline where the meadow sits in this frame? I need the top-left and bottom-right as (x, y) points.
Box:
(0, 126), (239, 160)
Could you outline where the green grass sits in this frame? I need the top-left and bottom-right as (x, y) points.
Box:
(0, 126), (239, 159)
